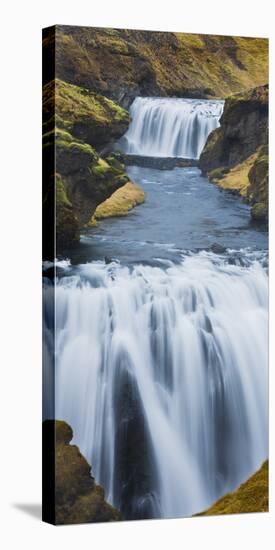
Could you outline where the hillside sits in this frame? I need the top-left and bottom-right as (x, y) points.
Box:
(43, 26), (268, 107)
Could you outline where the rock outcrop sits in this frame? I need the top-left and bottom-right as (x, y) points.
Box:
(44, 420), (121, 525)
(43, 26), (268, 108)
(199, 85), (268, 222)
(92, 181), (145, 221)
(43, 79), (131, 253)
(196, 461), (268, 516)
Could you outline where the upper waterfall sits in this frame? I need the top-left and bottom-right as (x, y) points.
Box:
(119, 97), (224, 159)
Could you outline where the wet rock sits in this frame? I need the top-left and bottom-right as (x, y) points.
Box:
(123, 154), (198, 170)
(210, 243), (227, 254)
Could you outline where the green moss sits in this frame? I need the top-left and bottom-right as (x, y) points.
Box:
(92, 161), (112, 177)
(85, 215), (97, 228)
(43, 78), (129, 143)
(197, 461), (268, 516)
(94, 181), (145, 219)
(54, 175), (79, 248)
(56, 175), (72, 207)
(44, 127), (74, 144)
(207, 167), (229, 181)
(251, 202), (268, 222)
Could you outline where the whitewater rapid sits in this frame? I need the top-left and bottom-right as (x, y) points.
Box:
(119, 97), (224, 159)
(50, 251), (268, 519)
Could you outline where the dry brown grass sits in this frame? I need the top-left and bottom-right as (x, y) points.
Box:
(209, 153), (258, 197)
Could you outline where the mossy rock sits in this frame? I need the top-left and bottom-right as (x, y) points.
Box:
(43, 420), (121, 524)
(55, 174), (79, 248)
(251, 202), (268, 222)
(94, 181), (145, 219)
(55, 420), (73, 444)
(248, 145), (268, 222)
(207, 166), (229, 181)
(54, 130), (129, 228)
(43, 78), (130, 149)
(199, 84), (268, 174)
(43, 97), (131, 253)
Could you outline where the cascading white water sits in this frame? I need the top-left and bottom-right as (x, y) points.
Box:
(53, 252), (268, 519)
(119, 97), (224, 159)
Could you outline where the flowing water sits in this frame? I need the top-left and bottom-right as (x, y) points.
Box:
(43, 97), (268, 520)
(118, 97), (224, 159)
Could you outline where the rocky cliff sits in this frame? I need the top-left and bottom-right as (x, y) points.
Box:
(43, 79), (131, 253)
(199, 85), (268, 222)
(197, 461), (268, 516)
(44, 420), (121, 524)
(43, 26), (268, 108)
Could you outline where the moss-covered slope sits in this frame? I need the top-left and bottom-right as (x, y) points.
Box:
(197, 461), (268, 516)
(93, 181), (145, 220)
(43, 79), (129, 151)
(199, 85), (268, 222)
(47, 420), (121, 525)
(43, 26), (268, 107)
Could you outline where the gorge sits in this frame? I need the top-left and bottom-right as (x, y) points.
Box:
(44, 92), (268, 522)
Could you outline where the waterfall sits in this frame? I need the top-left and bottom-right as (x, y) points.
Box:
(119, 97), (224, 159)
(52, 252), (268, 519)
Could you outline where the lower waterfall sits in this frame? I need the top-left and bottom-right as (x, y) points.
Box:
(119, 97), (224, 159)
(53, 252), (268, 519)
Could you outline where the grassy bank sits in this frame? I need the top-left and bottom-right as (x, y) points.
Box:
(90, 181), (145, 224)
(197, 461), (268, 516)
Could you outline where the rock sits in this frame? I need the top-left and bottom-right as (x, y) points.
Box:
(196, 461), (268, 516)
(200, 85), (268, 174)
(210, 243), (227, 254)
(123, 154), (198, 170)
(199, 86), (268, 223)
(94, 181), (145, 220)
(251, 202), (268, 223)
(43, 79), (130, 150)
(43, 27), (268, 105)
(43, 420), (121, 525)
(42, 80), (131, 253)
(248, 145), (268, 223)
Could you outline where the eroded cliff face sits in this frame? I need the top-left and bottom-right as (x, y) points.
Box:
(44, 420), (121, 525)
(199, 85), (268, 222)
(43, 26), (268, 107)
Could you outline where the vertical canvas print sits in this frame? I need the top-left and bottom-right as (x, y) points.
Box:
(42, 26), (268, 525)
